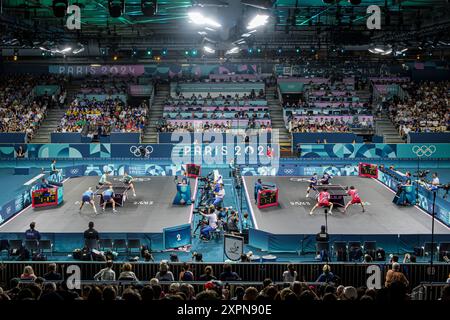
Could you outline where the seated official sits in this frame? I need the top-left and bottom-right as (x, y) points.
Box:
(50, 159), (61, 176)
(199, 207), (218, 241)
(25, 222), (41, 241)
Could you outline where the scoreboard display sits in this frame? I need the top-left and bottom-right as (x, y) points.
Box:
(163, 224), (192, 249)
(32, 187), (64, 208)
(257, 187), (279, 209)
(359, 163), (378, 178)
(186, 164), (201, 178)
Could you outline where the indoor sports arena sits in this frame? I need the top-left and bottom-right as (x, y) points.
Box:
(0, 0), (449, 307)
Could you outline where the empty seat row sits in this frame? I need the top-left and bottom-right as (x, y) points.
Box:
(85, 238), (142, 254)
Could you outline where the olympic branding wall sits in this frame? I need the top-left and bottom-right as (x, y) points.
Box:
(0, 143), (448, 160)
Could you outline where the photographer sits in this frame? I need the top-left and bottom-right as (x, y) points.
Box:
(199, 207), (218, 241)
(225, 210), (239, 233)
(212, 183), (225, 208)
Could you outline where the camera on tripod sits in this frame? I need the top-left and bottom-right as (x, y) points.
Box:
(414, 170), (430, 179)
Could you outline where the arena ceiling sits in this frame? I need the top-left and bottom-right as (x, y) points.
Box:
(1, 0), (450, 54)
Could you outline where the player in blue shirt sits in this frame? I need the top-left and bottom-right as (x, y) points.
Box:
(306, 173), (318, 198)
(320, 172), (332, 185)
(254, 179), (263, 204)
(102, 185), (117, 213)
(79, 187), (97, 214)
(50, 159), (60, 175)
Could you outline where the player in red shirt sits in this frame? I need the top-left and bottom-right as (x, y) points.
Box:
(310, 188), (333, 216)
(344, 186), (365, 213)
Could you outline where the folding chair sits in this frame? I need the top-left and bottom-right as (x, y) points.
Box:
(127, 239), (141, 255)
(99, 239), (113, 251)
(38, 240), (53, 256)
(113, 239), (127, 254)
(333, 241), (348, 262)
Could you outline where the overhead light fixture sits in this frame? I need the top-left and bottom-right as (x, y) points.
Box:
(52, 0), (68, 18)
(203, 46), (215, 54)
(141, 0), (157, 17)
(247, 14), (269, 30)
(242, 30), (257, 37)
(241, 0), (275, 10)
(225, 47), (240, 55)
(368, 44), (393, 56)
(60, 47), (72, 53)
(72, 44), (85, 54)
(188, 11), (222, 28)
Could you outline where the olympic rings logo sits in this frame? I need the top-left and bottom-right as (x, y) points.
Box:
(412, 145), (436, 157)
(284, 169), (294, 174)
(70, 168), (79, 174)
(130, 146), (154, 157)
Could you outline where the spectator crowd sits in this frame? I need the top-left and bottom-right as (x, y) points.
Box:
(0, 262), (448, 302)
(55, 98), (148, 135)
(0, 74), (67, 141)
(389, 81), (450, 139)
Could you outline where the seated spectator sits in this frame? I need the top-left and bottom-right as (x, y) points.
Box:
(94, 260), (116, 281)
(219, 264), (241, 281)
(179, 263), (194, 281)
(316, 265), (335, 283)
(155, 261), (175, 281)
(199, 266), (216, 281)
(385, 262), (409, 288)
(282, 264), (298, 283)
(118, 263), (138, 281)
(20, 266), (37, 281)
(43, 264), (62, 281)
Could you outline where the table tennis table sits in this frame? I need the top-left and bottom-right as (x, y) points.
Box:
(95, 183), (130, 207)
(315, 184), (348, 207)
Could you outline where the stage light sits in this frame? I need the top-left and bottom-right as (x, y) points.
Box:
(295, 48), (300, 54)
(241, 0), (275, 10)
(108, 0), (125, 18)
(113, 55), (118, 61)
(184, 50), (189, 56)
(257, 48), (262, 53)
(248, 48), (253, 54)
(52, 0), (68, 18)
(188, 11), (222, 28)
(225, 47), (239, 55)
(348, 0), (361, 4)
(203, 46), (215, 54)
(162, 49), (168, 55)
(141, 0), (157, 17)
(155, 56), (161, 61)
(60, 46), (72, 53)
(13, 55), (18, 61)
(277, 47), (282, 54)
(146, 49), (152, 56)
(247, 14), (269, 30)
